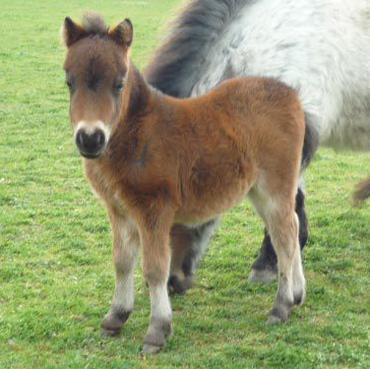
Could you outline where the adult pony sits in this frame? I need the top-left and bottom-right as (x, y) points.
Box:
(62, 14), (306, 352)
(145, 0), (370, 290)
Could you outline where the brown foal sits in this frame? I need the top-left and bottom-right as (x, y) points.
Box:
(62, 13), (306, 353)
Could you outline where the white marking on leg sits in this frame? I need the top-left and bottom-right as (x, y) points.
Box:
(112, 254), (136, 313)
(292, 228), (306, 304)
(112, 218), (138, 313)
(266, 202), (298, 311)
(149, 283), (172, 322)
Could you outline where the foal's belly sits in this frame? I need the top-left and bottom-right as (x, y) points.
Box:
(175, 189), (249, 226)
(175, 152), (257, 225)
(175, 172), (253, 225)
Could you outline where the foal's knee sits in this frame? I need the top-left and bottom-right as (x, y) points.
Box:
(143, 258), (169, 286)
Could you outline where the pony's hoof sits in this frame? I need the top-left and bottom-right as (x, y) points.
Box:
(168, 275), (194, 295)
(249, 267), (277, 283)
(142, 344), (162, 354)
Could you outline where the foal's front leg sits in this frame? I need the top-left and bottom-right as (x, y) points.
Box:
(138, 209), (173, 353)
(101, 207), (139, 335)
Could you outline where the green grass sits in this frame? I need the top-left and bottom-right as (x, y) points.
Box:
(1, 1), (370, 368)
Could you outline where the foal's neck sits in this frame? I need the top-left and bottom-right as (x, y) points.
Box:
(123, 62), (153, 124)
(106, 62), (158, 163)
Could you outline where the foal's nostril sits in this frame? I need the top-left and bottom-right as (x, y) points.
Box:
(76, 130), (85, 147)
(75, 129), (106, 158)
(94, 130), (105, 148)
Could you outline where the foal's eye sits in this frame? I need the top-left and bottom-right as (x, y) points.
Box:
(65, 71), (75, 92)
(65, 79), (75, 92)
(113, 80), (124, 94)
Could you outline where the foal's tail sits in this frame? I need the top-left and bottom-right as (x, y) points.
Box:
(353, 176), (370, 205)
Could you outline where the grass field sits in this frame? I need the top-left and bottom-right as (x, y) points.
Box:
(1, 1), (370, 368)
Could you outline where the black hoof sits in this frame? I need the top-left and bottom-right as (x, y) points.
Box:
(168, 275), (194, 295)
(249, 266), (278, 283)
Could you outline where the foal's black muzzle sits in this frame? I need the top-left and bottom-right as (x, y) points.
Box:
(75, 129), (106, 158)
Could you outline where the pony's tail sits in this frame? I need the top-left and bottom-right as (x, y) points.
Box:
(353, 176), (370, 205)
(301, 112), (319, 171)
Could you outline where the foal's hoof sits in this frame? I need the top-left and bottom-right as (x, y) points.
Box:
(143, 319), (172, 354)
(168, 275), (194, 295)
(266, 315), (284, 325)
(101, 327), (120, 337)
(142, 344), (162, 355)
(267, 305), (289, 325)
(101, 309), (131, 336)
(293, 290), (305, 306)
(249, 267), (278, 284)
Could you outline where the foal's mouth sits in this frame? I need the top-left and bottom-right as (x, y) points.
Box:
(79, 151), (103, 159)
(77, 144), (106, 159)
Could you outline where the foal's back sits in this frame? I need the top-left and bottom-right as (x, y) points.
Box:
(173, 76), (304, 152)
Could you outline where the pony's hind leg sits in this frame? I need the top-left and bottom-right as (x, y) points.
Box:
(101, 208), (139, 336)
(169, 219), (219, 294)
(169, 224), (195, 294)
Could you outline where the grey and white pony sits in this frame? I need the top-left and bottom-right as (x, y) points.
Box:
(145, 0), (370, 291)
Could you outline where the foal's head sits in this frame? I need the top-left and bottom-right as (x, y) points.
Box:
(62, 14), (133, 158)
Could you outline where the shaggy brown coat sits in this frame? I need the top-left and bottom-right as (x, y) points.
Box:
(62, 14), (306, 353)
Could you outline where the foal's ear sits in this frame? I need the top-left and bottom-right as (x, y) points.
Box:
(109, 19), (133, 48)
(62, 17), (85, 47)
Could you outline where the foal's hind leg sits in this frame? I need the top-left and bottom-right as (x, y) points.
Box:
(249, 186), (308, 283)
(266, 207), (306, 323)
(250, 111), (318, 284)
(101, 208), (139, 336)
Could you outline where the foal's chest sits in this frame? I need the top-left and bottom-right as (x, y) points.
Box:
(84, 161), (128, 214)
